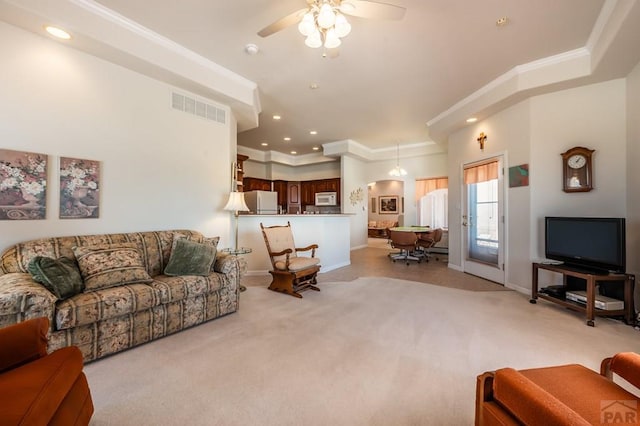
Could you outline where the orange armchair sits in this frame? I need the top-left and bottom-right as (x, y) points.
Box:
(476, 352), (640, 425)
(0, 318), (94, 425)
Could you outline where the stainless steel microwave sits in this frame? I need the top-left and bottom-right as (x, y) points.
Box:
(315, 192), (337, 206)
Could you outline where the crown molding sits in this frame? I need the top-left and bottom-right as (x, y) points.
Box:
(322, 139), (441, 161)
(427, 0), (636, 143)
(1, 0), (261, 131)
(238, 146), (338, 166)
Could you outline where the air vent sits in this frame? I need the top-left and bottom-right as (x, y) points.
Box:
(171, 92), (226, 124)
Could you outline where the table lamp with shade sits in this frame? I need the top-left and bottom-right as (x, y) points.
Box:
(223, 191), (249, 250)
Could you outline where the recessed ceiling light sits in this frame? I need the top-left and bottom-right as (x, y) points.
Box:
(312, 146), (320, 151)
(310, 130), (317, 135)
(309, 83), (319, 90)
(45, 26), (71, 40)
(290, 151), (297, 154)
(273, 115), (281, 120)
(466, 117), (478, 123)
(261, 142), (268, 146)
(496, 16), (508, 26)
(284, 137), (291, 141)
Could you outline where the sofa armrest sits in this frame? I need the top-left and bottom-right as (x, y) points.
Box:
(213, 253), (247, 277)
(492, 368), (590, 426)
(602, 352), (640, 390)
(0, 273), (57, 328)
(0, 317), (49, 373)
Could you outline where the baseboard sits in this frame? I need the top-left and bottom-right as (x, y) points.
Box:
(447, 263), (463, 272)
(320, 261), (351, 273)
(246, 261), (351, 276)
(505, 282), (529, 295)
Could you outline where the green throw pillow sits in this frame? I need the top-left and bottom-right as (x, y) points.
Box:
(27, 256), (84, 300)
(164, 238), (217, 276)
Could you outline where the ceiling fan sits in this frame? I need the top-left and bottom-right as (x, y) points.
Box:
(258, 0), (406, 49)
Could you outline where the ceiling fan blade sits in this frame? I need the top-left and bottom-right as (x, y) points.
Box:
(258, 8), (308, 37)
(340, 0), (406, 20)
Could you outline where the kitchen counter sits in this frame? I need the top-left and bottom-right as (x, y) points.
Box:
(236, 214), (351, 274)
(240, 213), (353, 217)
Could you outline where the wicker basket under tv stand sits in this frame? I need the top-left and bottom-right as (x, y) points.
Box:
(530, 262), (635, 327)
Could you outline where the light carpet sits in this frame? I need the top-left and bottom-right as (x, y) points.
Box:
(85, 277), (640, 425)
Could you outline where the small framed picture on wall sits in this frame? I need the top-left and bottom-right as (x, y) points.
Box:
(379, 195), (399, 214)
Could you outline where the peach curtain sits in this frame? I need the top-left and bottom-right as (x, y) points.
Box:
(415, 177), (448, 201)
(464, 161), (499, 184)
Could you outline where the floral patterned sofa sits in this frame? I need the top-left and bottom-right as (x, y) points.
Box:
(0, 229), (245, 362)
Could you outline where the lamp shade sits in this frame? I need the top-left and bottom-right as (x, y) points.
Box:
(305, 30), (323, 48)
(223, 191), (249, 212)
(298, 12), (315, 36)
(324, 28), (341, 49)
(388, 166), (408, 177)
(317, 2), (336, 29)
(334, 13), (351, 37)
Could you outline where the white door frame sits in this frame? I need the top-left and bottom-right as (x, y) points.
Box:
(461, 154), (507, 284)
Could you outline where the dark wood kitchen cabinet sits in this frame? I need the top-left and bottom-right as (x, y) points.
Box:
(273, 180), (287, 206)
(287, 181), (301, 213)
(301, 181), (315, 206)
(243, 177), (271, 192)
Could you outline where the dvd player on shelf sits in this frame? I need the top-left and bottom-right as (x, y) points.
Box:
(565, 291), (624, 310)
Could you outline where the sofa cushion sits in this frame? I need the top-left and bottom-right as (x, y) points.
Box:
(150, 274), (227, 304)
(164, 239), (217, 277)
(72, 243), (153, 291)
(172, 232), (220, 249)
(27, 257), (84, 300)
(55, 283), (162, 330)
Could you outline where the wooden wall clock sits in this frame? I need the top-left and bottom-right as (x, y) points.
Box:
(561, 146), (595, 192)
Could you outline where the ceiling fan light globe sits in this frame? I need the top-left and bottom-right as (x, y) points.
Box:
(324, 28), (341, 48)
(317, 3), (336, 29)
(298, 12), (315, 36)
(305, 32), (323, 48)
(334, 13), (351, 37)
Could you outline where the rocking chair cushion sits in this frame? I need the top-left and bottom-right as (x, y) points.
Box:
(274, 256), (320, 272)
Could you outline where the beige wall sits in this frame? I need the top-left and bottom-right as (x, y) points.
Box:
(448, 78), (628, 292)
(627, 61), (640, 282)
(366, 153), (448, 228)
(448, 100), (531, 288)
(341, 156), (369, 249)
(0, 23), (234, 251)
(368, 180), (404, 225)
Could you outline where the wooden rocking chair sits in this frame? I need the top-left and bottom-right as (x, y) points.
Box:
(260, 222), (321, 298)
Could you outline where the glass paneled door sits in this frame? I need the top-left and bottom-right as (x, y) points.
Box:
(462, 157), (505, 284)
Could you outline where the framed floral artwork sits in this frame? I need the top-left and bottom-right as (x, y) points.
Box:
(60, 157), (100, 219)
(379, 195), (399, 214)
(0, 149), (47, 220)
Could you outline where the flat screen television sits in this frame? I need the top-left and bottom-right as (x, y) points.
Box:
(545, 217), (626, 273)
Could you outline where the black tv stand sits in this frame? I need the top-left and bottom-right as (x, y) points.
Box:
(530, 262), (635, 327)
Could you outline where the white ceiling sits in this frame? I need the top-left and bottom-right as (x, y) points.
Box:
(2, 0), (639, 161)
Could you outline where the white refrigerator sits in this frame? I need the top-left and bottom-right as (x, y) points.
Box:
(243, 190), (278, 214)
